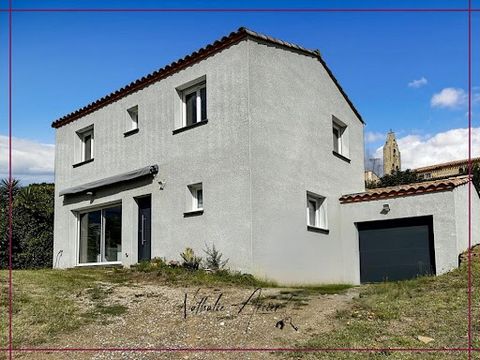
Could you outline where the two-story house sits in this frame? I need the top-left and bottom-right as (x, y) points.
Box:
(52, 28), (479, 284)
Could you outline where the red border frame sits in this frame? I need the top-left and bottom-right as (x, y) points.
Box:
(3, 1), (478, 359)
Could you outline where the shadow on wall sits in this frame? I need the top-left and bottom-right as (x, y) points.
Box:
(62, 177), (156, 206)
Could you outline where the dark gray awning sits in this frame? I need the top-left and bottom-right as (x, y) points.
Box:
(59, 164), (158, 196)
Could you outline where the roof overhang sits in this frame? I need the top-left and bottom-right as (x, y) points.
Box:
(340, 176), (471, 204)
(59, 164), (158, 196)
(51, 27), (364, 129)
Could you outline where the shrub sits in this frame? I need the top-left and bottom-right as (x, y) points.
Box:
(180, 248), (202, 270)
(203, 243), (229, 271)
(132, 257), (166, 272)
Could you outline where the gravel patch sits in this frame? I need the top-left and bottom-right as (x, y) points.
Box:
(15, 284), (358, 360)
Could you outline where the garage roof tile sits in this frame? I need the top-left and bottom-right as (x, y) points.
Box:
(340, 175), (471, 204)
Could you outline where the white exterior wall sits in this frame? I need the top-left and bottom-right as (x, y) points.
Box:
(247, 40), (365, 284)
(453, 184), (480, 255)
(54, 41), (253, 272)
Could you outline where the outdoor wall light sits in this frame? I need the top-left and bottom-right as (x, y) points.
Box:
(158, 180), (166, 190)
(381, 203), (391, 214)
(86, 191), (94, 196)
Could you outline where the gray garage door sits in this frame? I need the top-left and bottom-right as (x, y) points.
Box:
(357, 216), (435, 283)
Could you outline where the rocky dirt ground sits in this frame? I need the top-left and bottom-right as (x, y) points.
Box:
(15, 284), (359, 360)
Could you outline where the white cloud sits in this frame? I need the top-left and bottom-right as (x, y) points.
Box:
(0, 134), (54, 184)
(374, 127), (480, 170)
(431, 87), (467, 108)
(408, 77), (428, 88)
(364, 131), (385, 144)
(474, 92), (480, 104)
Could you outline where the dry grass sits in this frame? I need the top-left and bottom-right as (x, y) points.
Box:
(1, 254), (476, 360)
(0, 264), (324, 349)
(0, 268), (130, 348)
(293, 258), (479, 359)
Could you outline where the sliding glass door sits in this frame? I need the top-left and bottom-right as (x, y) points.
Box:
(79, 210), (101, 263)
(79, 205), (122, 264)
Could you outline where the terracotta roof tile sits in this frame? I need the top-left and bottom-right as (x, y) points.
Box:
(415, 157), (480, 172)
(340, 175), (471, 204)
(51, 27), (363, 128)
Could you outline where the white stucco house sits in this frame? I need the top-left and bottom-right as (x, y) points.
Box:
(52, 27), (479, 285)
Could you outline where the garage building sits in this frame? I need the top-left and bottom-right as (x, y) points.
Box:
(340, 176), (479, 283)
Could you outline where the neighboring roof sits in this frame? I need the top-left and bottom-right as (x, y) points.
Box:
(51, 27), (364, 129)
(415, 157), (480, 173)
(340, 175), (471, 204)
(59, 164), (158, 196)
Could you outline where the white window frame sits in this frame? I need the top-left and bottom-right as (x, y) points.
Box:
(77, 126), (94, 162)
(332, 122), (343, 154)
(76, 202), (122, 267)
(306, 193), (328, 230)
(127, 105), (139, 130)
(187, 183), (203, 211)
(182, 82), (206, 127)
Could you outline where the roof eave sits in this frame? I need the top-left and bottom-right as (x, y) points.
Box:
(51, 27), (364, 128)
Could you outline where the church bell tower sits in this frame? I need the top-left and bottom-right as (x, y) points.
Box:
(383, 131), (401, 175)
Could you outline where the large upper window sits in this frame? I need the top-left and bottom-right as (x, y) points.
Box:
(79, 205), (122, 264)
(182, 82), (207, 127)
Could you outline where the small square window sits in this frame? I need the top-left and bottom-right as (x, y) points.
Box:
(77, 126), (94, 162)
(188, 183), (203, 211)
(182, 82), (207, 127)
(306, 192), (327, 230)
(127, 105), (139, 130)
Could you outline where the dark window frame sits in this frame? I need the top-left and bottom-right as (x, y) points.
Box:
(78, 204), (122, 265)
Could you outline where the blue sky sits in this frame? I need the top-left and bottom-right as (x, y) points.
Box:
(0, 0), (479, 182)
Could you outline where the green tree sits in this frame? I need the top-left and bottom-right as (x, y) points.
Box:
(369, 169), (420, 189)
(0, 179), (54, 269)
(460, 164), (480, 195)
(0, 179), (22, 268)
